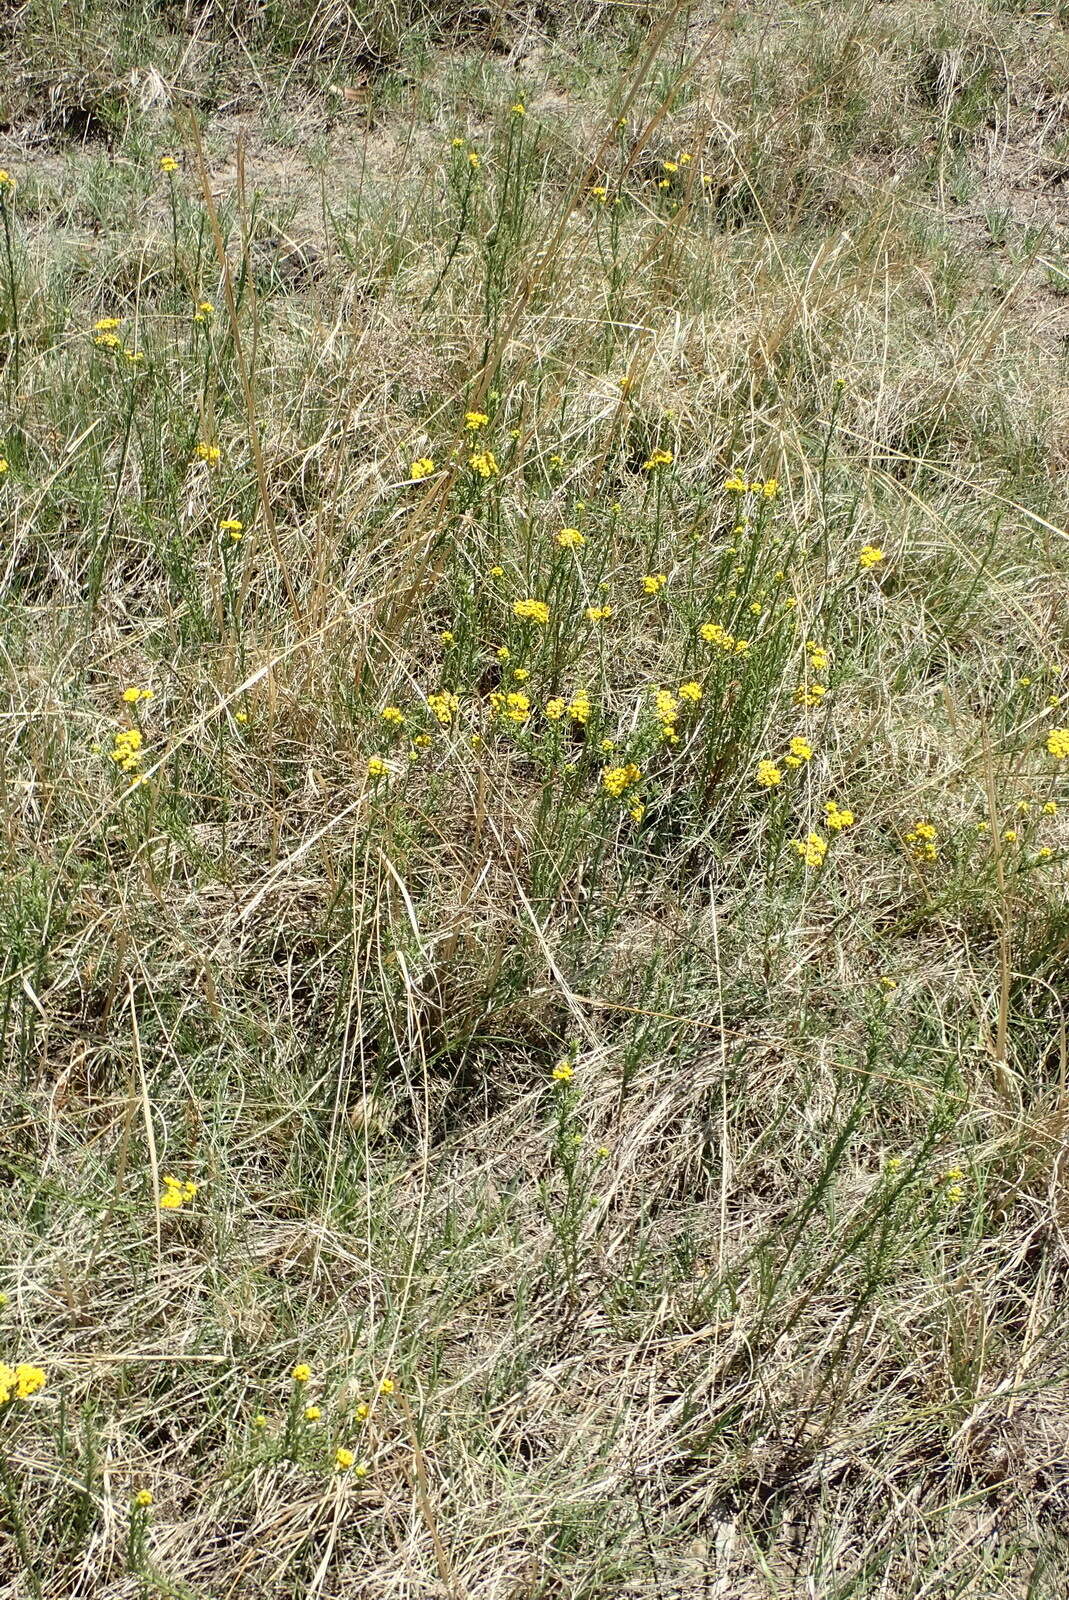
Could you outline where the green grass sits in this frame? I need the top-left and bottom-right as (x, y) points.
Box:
(0, 2), (1068, 1596)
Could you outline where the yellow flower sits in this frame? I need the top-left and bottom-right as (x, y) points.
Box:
(556, 527), (584, 548)
(642, 573), (667, 595)
(511, 101), (526, 116)
(235, 711), (248, 724)
(0, 458), (7, 474)
(788, 737), (814, 762)
(451, 137), (465, 149)
(134, 1489), (154, 1508)
(545, 698), (566, 721)
(756, 760), (782, 789)
(304, 1404), (322, 1421)
(121, 687), (142, 703)
(794, 683), (826, 707)
(552, 1062), (574, 1082)
(629, 803), (645, 822)
(195, 442), (221, 464)
(194, 299), (214, 319)
(654, 689), (679, 724)
(513, 598), (550, 625)
(904, 821), (938, 862)
(567, 690), (591, 724)
(1046, 727), (1069, 759)
(464, 411), (489, 430)
(159, 155), (179, 173)
(367, 756), (389, 778)
(699, 621), (735, 650)
(94, 317), (121, 332)
(678, 681), (702, 703)
(879, 977), (898, 993)
(469, 451), (499, 478)
(642, 448), (673, 471)
(858, 544), (885, 569)
(0, 170), (14, 190)
(790, 832), (827, 868)
(584, 604), (612, 622)
(662, 160), (678, 173)
(440, 630), (455, 645)
(590, 185), (608, 203)
(354, 1401), (370, 1420)
(489, 565), (505, 578)
(253, 1413), (268, 1428)
(427, 691), (459, 723)
(824, 800), (855, 831)
(219, 518), (244, 538)
(335, 1446), (355, 1470)
(379, 1377), (395, 1395)
(601, 763), (641, 797)
(410, 457), (435, 480)
(1043, 800), (1058, 814)
(467, 151), (481, 169)
(354, 1461), (370, 1478)
(807, 646), (830, 674)
(292, 1364), (312, 1383)
(723, 476), (747, 492)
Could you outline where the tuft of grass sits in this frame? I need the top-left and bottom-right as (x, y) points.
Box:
(0, 3), (1067, 1596)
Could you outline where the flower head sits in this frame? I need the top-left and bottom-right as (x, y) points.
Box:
(159, 155), (179, 173)
(1046, 727), (1069, 760)
(335, 1446), (355, 1470)
(756, 759), (782, 789)
(469, 451), (499, 478)
(552, 1061), (574, 1082)
(464, 411), (489, 430)
(134, 1489), (154, 1508)
(292, 1364), (312, 1383)
(642, 448), (673, 471)
(790, 832), (828, 869)
(195, 442), (221, 464)
(513, 598), (550, 625)
(367, 756), (389, 779)
(584, 604), (612, 623)
(219, 518), (244, 539)
(642, 573), (667, 595)
(556, 527), (584, 549)
(410, 457), (435, 480)
(858, 544), (885, 569)
(824, 800), (855, 831)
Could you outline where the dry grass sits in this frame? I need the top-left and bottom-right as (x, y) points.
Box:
(0, 1), (1068, 1596)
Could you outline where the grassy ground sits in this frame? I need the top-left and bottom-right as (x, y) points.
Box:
(1, 1), (1068, 1595)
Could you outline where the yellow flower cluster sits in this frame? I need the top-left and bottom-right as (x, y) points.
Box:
(193, 299), (214, 322)
(1046, 727), (1069, 759)
(367, 756), (389, 778)
(490, 691), (530, 724)
(567, 690), (592, 724)
(121, 685), (154, 704)
(858, 544), (885, 569)
(514, 598), (550, 625)
(0, 1363), (46, 1403)
(159, 1174), (197, 1210)
(410, 457), (435, 480)
(195, 442), (221, 464)
(642, 573), (667, 595)
(380, 706), (405, 726)
(700, 621), (749, 654)
(109, 728), (143, 772)
(756, 759), (782, 788)
(159, 155), (179, 173)
(724, 476), (778, 498)
(552, 1061), (574, 1082)
(824, 800), (855, 831)
(469, 451), (499, 478)
(905, 820), (938, 862)
(601, 763), (642, 798)
(584, 604), (612, 623)
(427, 691), (459, 724)
(790, 832), (827, 868)
(464, 411), (488, 430)
(219, 518), (243, 539)
(642, 448), (673, 471)
(557, 527), (584, 548)
(785, 736), (813, 769)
